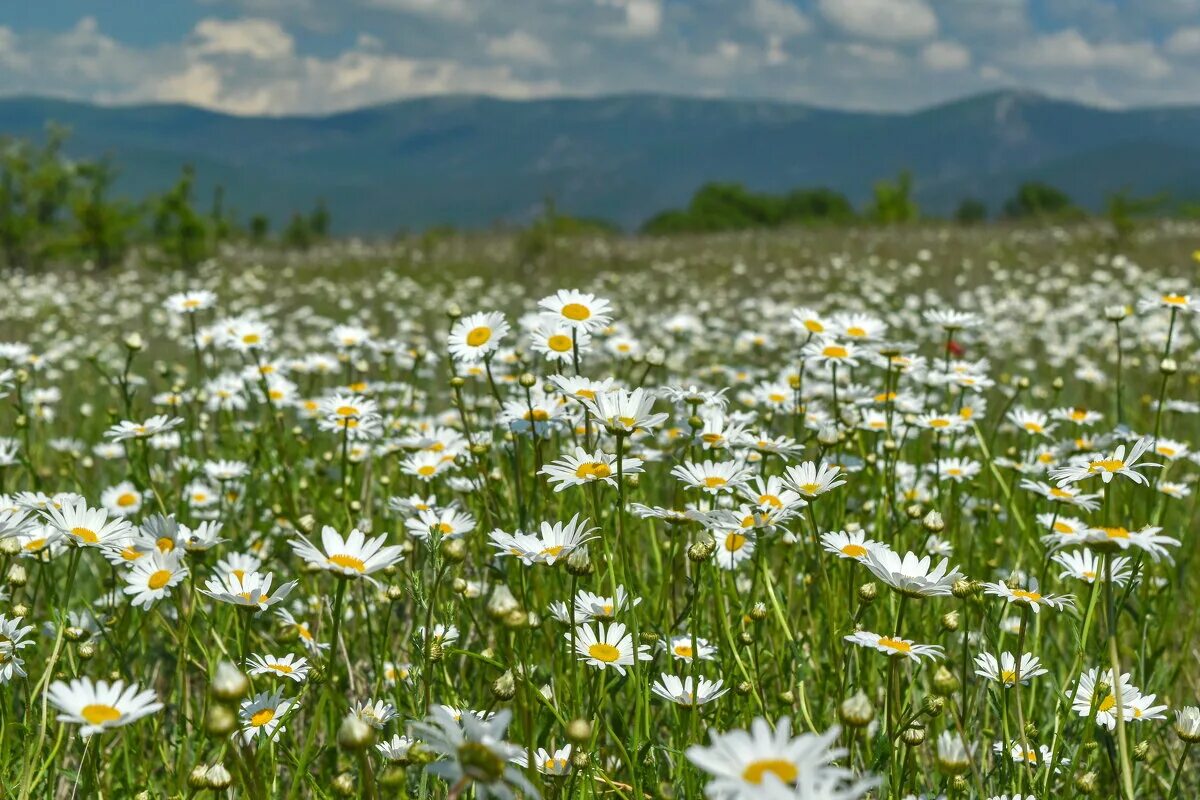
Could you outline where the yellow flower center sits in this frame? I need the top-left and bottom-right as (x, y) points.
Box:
(846, 326), (867, 337)
(328, 554), (367, 572)
(242, 333), (260, 345)
(1089, 458), (1125, 472)
(335, 405), (358, 417)
(81, 704), (123, 725)
(575, 462), (612, 480)
(1001, 669), (1018, 683)
(587, 643), (620, 662)
(147, 569), (173, 590)
(466, 326), (491, 347)
(269, 663), (294, 674)
(71, 526), (99, 544)
(841, 544), (867, 558)
(250, 708), (276, 726)
(1011, 589), (1042, 602)
(742, 758), (798, 785)
(673, 644), (694, 658)
(562, 303), (591, 321)
(703, 476), (728, 489)
(803, 319), (823, 333)
(724, 533), (747, 552)
(1162, 294), (1188, 305)
(417, 465), (436, 477)
(878, 637), (911, 653)
(116, 493), (138, 507)
(1099, 695), (1117, 713)
(822, 345), (848, 359)
(547, 334), (573, 352)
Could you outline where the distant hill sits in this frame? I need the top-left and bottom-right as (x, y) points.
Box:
(3, 91), (1200, 233)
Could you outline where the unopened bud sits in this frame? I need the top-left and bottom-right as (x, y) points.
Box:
(839, 691), (874, 728)
(922, 510), (944, 532)
(210, 661), (249, 702)
(858, 583), (877, 603)
(901, 724), (926, 746)
(566, 718), (592, 744)
(492, 671), (517, 701)
(932, 666), (960, 697)
(338, 713), (376, 750)
(205, 763), (232, 790)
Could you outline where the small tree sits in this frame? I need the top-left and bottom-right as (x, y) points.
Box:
(954, 198), (987, 225)
(1003, 182), (1074, 219)
(868, 171), (919, 224)
(152, 165), (208, 269)
(248, 214), (270, 244)
(70, 159), (137, 270)
(282, 212), (312, 251)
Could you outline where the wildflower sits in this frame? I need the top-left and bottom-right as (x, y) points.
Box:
(983, 578), (1073, 613)
(860, 546), (964, 597)
(539, 447), (643, 491)
(46, 677), (163, 737)
(410, 706), (537, 798)
(652, 674), (728, 707)
(845, 631), (944, 662)
(237, 690), (296, 744)
(246, 653), (310, 683)
(974, 652), (1048, 686)
(289, 526), (404, 580)
(448, 311), (509, 362)
(1051, 437), (1160, 486)
(538, 289), (613, 332)
(122, 550), (188, 609)
(568, 622), (651, 675)
(672, 460), (753, 495)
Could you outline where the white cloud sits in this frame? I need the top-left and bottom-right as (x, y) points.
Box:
(1012, 29), (1170, 79)
(486, 30), (553, 65)
(190, 18), (294, 60)
(358, 0), (477, 22)
(818, 0), (938, 43)
(1165, 26), (1200, 55)
(597, 0), (662, 38)
(921, 40), (970, 71)
(748, 0), (811, 38)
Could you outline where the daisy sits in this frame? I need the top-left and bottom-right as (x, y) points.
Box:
(539, 447), (643, 491)
(1071, 668), (1138, 730)
(791, 307), (827, 335)
(934, 457), (980, 483)
(122, 550), (188, 609)
(573, 586), (640, 621)
(42, 498), (134, 549)
(1051, 437), (1160, 486)
(530, 316), (590, 362)
(1138, 291), (1195, 313)
(448, 311), (509, 363)
(652, 674), (728, 707)
(672, 460), (752, 495)
(974, 652), (1048, 686)
(46, 677), (163, 737)
(983, 578), (1073, 613)
(200, 571), (296, 613)
(238, 690), (297, 744)
(1053, 549), (1133, 585)
(1019, 479), (1100, 511)
(845, 630), (944, 662)
(714, 529), (757, 570)
(538, 289), (613, 332)
(246, 653), (310, 683)
(831, 312), (887, 340)
(923, 308), (980, 331)
(1008, 408), (1055, 437)
(686, 718), (875, 799)
(783, 461), (847, 499)
(351, 698), (399, 729)
(568, 622), (651, 675)
(580, 387), (668, 434)
(860, 546), (963, 597)
(914, 413), (969, 433)
(409, 706), (535, 798)
(100, 482), (143, 517)
(405, 507), (476, 541)
(1080, 525), (1180, 562)
(665, 635), (718, 663)
(741, 476), (806, 513)
(289, 526), (404, 580)
(402, 450), (452, 482)
(164, 290), (217, 314)
(1051, 406), (1103, 426)
(524, 744), (574, 775)
(820, 530), (879, 561)
(377, 734), (415, 762)
(104, 415), (183, 442)
(803, 338), (861, 369)
(276, 608), (328, 653)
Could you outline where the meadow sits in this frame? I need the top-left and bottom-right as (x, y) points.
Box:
(1, 221), (1200, 799)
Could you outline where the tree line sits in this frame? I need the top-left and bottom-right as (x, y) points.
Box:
(640, 172), (1172, 242)
(0, 125), (331, 270)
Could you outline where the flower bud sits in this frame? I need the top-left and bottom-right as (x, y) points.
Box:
(1105, 305), (1127, 322)
(205, 704), (237, 737)
(932, 666), (960, 697)
(566, 718), (592, 744)
(750, 603), (768, 622)
(189, 765), (210, 789)
(442, 538), (467, 563)
(922, 510), (944, 532)
(77, 641), (96, 660)
(839, 691), (874, 728)
(333, 772), (356, 796)
(1075, 771), (1098, 795)
(857, 583), (877, 603)
(922, 696), (945, 716)
(492, 671), (517, 701)
(204, 763), (233, 790)
(940, 611), (960, 632)
(486, 584), (521, 621)
(951, 579), (975, 599)
(338, 712), (376, 750)
(210, 661), (249, 702)
(1161, 358), (1178, 375)
(566, 547), (594, 576)
(901, 724), (926, 746)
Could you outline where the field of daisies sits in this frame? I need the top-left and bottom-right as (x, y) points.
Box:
(2, 223), (1200, 799)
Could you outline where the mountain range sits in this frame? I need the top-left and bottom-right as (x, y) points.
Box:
(2, 91), (1200, 233)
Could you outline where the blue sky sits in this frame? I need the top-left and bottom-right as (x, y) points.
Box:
(2, 1), (1199, 114)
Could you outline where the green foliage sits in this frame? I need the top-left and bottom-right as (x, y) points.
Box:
(1105, 189), (1165, 249)
(1002, 181), (1078, 220)
(867, 170), (919, 224)
(955, 198), (987, 225)
(152, 166), (209, 270)
(642, 183), (856, 234)
(69, 159), (138, 270)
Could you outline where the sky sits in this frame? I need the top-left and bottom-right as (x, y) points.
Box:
(2, 1), (1200, 115)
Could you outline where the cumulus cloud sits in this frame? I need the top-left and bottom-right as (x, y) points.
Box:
(1011, 29), (1170, 79)
(486, 30), (554, 65)
(190, 18), (294, 60)
(921, 40), (970, 71)
(747, 0), (811, 38)
(818, 0), (938, 43)
(1165, 26), (1200, 56)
